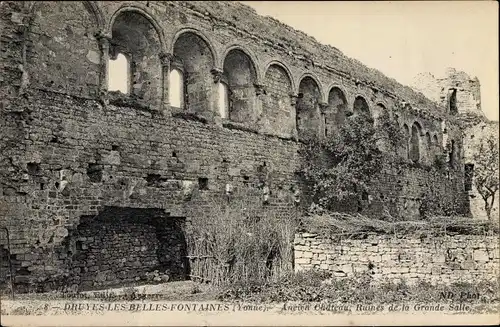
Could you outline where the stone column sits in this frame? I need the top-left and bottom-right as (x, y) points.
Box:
(159, 52), (173, 114)
(319, 102), (329, 139)
(252, 83), (266, 128)
(96, 31), (112, 100)
(210, 68), (224, 120)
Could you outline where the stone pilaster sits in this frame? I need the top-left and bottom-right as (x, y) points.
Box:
(95, 31), (112, 97)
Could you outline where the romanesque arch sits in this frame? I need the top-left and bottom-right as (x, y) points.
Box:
(107, 6), (166, 51)
(222, 48), (258, 123)
(296, 76), (322, 141)
(353, 96), (371, 117)
(374, 103), (388, 127)
(261, 63), (294, 137)
(83, 1), (105, 30)
(27, 1), (102, 97)
(409, 122), (422, 163)
(172, 31), (215, 115)
(109, 10), (163, 106)
(324, 86), (348, 137)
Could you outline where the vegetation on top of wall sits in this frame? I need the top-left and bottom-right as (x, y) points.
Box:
(300, 210), (499, 238)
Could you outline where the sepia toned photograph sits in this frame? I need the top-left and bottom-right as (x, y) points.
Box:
(0, 1), (498, 326)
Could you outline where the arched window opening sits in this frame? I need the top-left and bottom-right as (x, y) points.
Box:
(218, 81), (230, 119)
(296, 76), (321, 142)
(108, 53), (130, 94)
(353, 96), (371, 118)
(325, 87), (347, 137)
(173, 32), (215, 115)
(409, 123), (422, 163)
(448, 88), (458, 114)
(169, 68), (184, 108)
(262, 64), (294, 137)
(222, 49), (257, 123)
(110, 11), (162, 106)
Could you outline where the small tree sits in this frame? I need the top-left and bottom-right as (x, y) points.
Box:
(473, 135), (499, 220)
(301, 112), (385, 211)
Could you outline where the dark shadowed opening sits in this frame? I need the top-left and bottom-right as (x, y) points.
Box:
(353, 96), (370, 117)
(410, 122), (422, 163)
(448, 88), (458, 114)
(67, 207), (188, 291)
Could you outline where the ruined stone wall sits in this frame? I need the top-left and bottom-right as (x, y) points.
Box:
(412, 68), (498, 220)
(0, 91), (300, 292)
(0, 1), (467, 291)
(463, 121), (499, 220)
(412, 68), (482, 117)
(294, 233), (499, 285)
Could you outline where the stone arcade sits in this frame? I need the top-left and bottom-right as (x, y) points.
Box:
(0, 1), (473, 292)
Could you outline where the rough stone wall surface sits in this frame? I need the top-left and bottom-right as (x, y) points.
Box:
(261, 64), (295, 138)
(26, 2), (101, 98)
(0, 91), (300, 291)
(0, 1), (469, 291)
(71, 222), (161, 290)
(294, 233), (499, 285)
(463, 121), (499, 220)
(412, 68), (498, 219)
(412, 68), (482, 117)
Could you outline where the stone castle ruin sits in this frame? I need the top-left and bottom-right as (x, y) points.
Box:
(412, 68), (499, 220)
(0, 1), (494, 292)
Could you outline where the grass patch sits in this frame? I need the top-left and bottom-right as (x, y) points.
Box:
(217, 270), (499, 304)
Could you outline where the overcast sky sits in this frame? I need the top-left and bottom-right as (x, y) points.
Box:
(243, 1), (499, 121)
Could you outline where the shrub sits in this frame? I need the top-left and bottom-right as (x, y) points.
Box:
(187, 193), (297, 286)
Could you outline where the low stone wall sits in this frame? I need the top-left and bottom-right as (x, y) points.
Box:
(294, 233), (499, 285)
